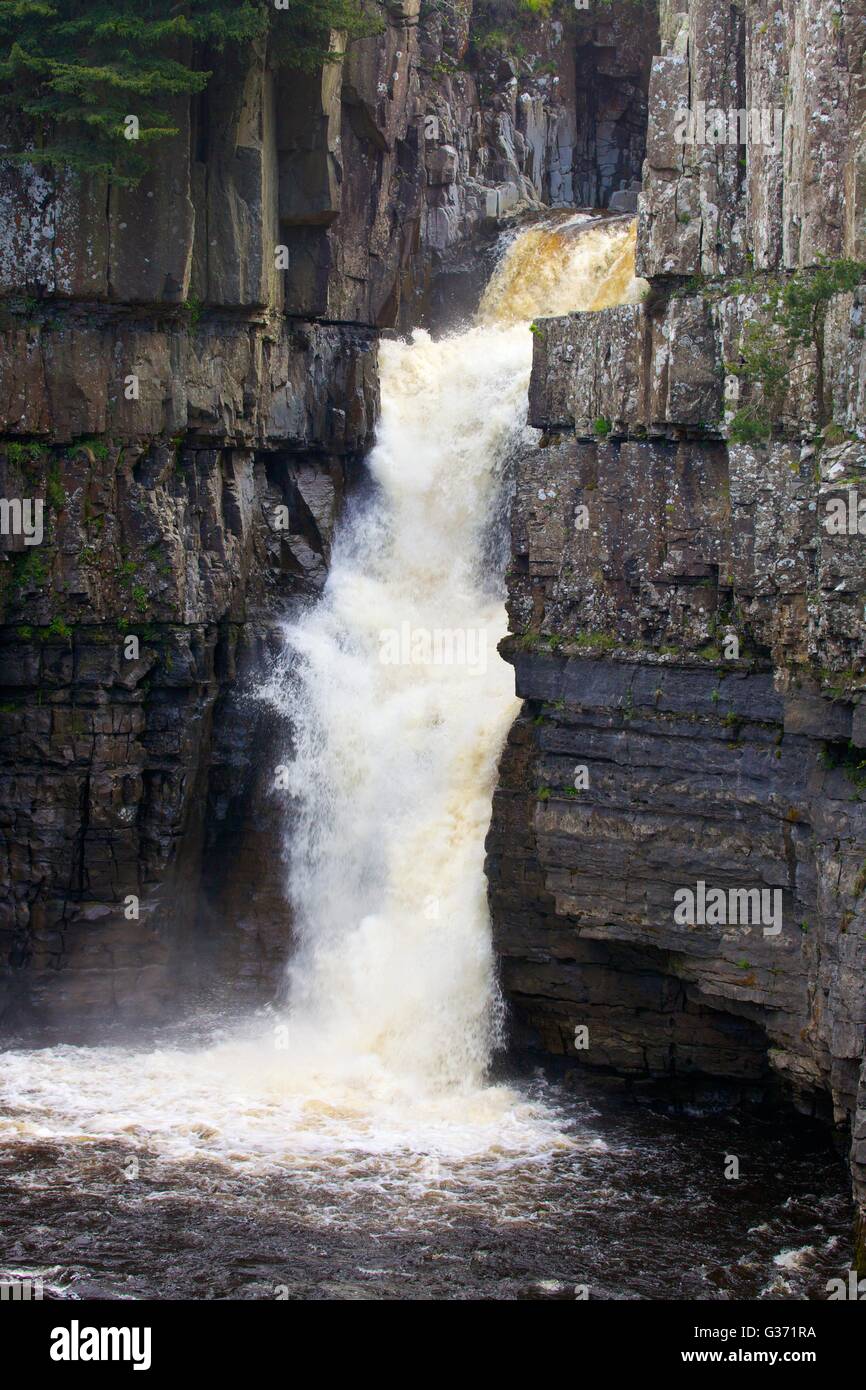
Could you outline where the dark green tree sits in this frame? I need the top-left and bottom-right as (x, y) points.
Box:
(0, 0), (380, 185)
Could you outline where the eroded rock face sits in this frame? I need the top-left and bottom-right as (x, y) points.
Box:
(0, 5), (655, 323)
(0, 434), (365, 1034)
(0, 315), (378, 447)
(489, 0), (866, 1248)
(490, 440), (866, 1119)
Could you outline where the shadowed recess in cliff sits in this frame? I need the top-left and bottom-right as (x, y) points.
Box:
(0, 216), (642, 1166)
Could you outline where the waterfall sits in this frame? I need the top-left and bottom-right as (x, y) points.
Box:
(0, 215), (645, 1168)
(477, 215), (645, 325)
(258, 213), (646, 1103)
(261, 323), (527, 1097)
(246, 216), (650, 1123)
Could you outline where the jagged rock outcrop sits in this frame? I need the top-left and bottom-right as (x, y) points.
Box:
(488, 0), (866, 1258)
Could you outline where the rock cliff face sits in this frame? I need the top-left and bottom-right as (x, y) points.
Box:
(0, 2), (656, 1032)
(486, 0), (866, 1255)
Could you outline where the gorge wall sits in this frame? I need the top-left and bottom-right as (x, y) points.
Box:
(485, 0), (866, 1255)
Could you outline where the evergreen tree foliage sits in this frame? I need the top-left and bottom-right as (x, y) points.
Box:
(0, 0), (380, 184)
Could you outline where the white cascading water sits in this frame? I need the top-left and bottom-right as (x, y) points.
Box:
(0, 215), (646, 1179)
(258, 215), (646, 1107)
(261, 324), (525, 1099)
